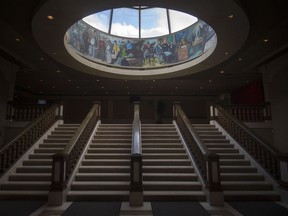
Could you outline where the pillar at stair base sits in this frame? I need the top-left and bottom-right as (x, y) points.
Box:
(48, 189), (67, 206)
(207, 190), (224, 206)
(129, 191), (143, 206)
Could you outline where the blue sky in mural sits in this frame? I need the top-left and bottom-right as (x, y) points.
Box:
(83, 7), (198, 38)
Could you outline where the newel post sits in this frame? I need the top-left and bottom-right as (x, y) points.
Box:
(48, 153), (67, 206)
(210, 104), (218, 121)
(173, 101), (181, 120)
(205, 153), (224, 206)
(278, 154), (288, 189)
(55, 102), (64, 122)
(130, 154), (143, 206)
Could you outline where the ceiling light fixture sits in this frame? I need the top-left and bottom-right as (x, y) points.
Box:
(47, 15), (54, 20)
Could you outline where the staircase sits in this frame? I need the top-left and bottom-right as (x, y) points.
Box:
(193, 123), (280, 201)
(67, 124), (132, 201)
(141, 124), (205, 201)
(0, 124), (79, 199)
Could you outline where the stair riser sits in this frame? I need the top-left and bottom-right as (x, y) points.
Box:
(143, 161), (191, 166)
(1, 185), (50, 190)
(9, 176), (51, 181)
(78, 168), (130, 173)
(87, 149), (130, 153)
(143, 185), (202, 191)
(85, 155), (130, 159)
(22, 161), (52, 166)
(222, 184), (273, 191)
(143, 168), (194, 173)
(82, 161), (130, 166)
(75, 176), (130, 181)
(71, 185), (130, 191)
(143, 176), (198, 181)
(143, 149), (186, 153)
(142, 140), (180, 143)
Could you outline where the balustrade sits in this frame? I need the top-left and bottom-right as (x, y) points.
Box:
(173, 103), (223, 205)
(210, 104), (288, 188)
(49, 102), (101, 205)
(6, 102), (50, 121)
(0, 104), (62, 174)
(222, 103), (272, 122)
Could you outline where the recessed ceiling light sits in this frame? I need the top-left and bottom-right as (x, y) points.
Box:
(224, 52), (229, 55)
(15, 38), (20, 42)
(68, 79), (71, 82)
(153, 80), (156, 82)
(208, 79), (212, 83)
(238, 57), (242, 61)
(56, 70), (60, 73)
(39, 79), (43, 82)
(77, 86), (80, 89)
(264, 39), (269, 42)
(40, 57), (44, 60)
(101, 86), (104, 88)
(228, 14), (234, 19)
(175, 86), (178, 89)
(220, 70), (224, 74)
(97, 80), (100, 82)
(47, 15), (54, 20)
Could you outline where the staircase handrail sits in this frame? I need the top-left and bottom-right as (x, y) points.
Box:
(50, 102), (101, 191)
(130, 101), (143, 206)
(173, 103), (222, 193)
(211, 104), (288, 188)
(0, 104), (62, 174)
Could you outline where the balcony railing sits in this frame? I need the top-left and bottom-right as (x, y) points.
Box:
(6, 102), (50, 121)
(220, 103), (272, 122)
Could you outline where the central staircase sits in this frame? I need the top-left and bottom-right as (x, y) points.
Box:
(141, 124), (205, 201)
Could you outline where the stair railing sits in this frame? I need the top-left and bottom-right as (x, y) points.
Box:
(0, 103), (63, 175)
(129, 101), (143, 206)
(173, 103), (223, 206)
(210, 104), (288, 189)
(49, 102), (101, 205)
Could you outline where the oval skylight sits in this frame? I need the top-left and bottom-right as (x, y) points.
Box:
(82, 7), (198, 38)
(65, 6), (217, 75)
